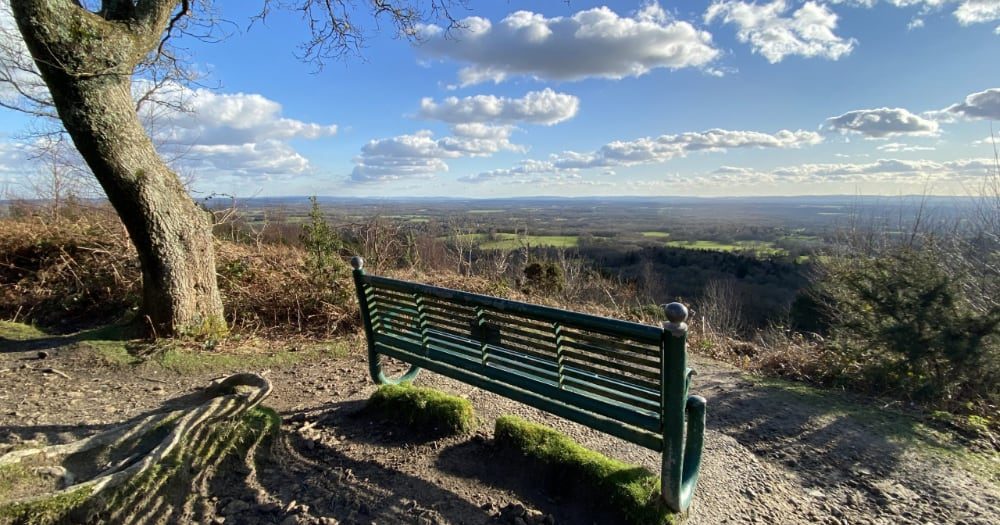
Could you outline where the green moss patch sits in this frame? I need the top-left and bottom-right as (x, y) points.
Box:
(0, 322), (48, 341)
(152, 340), (349, 374)
(366, 384), (476, 434)
(494, 415), (674, 525)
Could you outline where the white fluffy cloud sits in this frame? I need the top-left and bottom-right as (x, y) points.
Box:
(941, 87), (1000, 120)
(141, 85), (337, 181)
(832, 1), (1000, 27)
(459, 159), (570, 184)
(355, 89), (582, 183)
(350, 126), (522, 183)
(955, 0), (1000, 24)
(417, 89), (579, 126)
(417, 2), (719, 87)
(706, 158), (993, 185)
(824, 107), (939, 138)
(461, 128), (823, 183)
(875, 142), (936, 152)
(151, 87), (337, 146)
(705, 1), (856, 63)
(555, 129), (823, 169)
(180, 142), (312, 179)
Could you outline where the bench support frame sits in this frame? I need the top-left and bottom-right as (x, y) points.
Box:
(351, 257), (705, 513)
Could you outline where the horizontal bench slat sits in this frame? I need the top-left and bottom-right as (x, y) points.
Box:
(559, 328), (661, 359)
(559, 358), (661, 393)
(486, 321), (557, 347)
(422, 312), (471, 333)
(560, 366), (661, 403)
(364, 275), (662, 344)
(559, 338), (660, 370)
(560, 374), (662, 412)
(372, 339), (664, 450)
(483, 312), (557, 334)
(373, 288), (418, 306)
(420, 297), (476, 315)
(374, 334), (662, 433)
(560, 348), (661, 382)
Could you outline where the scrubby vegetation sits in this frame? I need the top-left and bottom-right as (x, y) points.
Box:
(494, 415), (671, 525)
(366, 383), (476, 434)
(0, 205), (357, 337)
(2, 191), (997, 440)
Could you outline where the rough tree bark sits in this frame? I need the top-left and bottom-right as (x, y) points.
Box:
(10, 0), (225, 336)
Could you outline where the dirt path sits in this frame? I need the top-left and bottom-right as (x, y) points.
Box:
(0, 336), (996, 525)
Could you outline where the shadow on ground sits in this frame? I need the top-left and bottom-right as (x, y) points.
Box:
(0, 324), (132, 354)
(700, 370), (973, 508)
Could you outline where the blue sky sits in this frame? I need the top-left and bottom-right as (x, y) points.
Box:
(2, 0), (999, 198)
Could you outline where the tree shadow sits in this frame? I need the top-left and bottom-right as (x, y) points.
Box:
(702, 375), (969, 506)
(212, 400), (499, 525)
(434, 438), (632, 525)
(0, 324), (134, 354)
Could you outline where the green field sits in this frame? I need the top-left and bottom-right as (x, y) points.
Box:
(640, 231), (671, 238)
(664, 239), (784, 256)
(450, 233), (581, 249)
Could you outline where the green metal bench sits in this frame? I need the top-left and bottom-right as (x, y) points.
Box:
(350, 256), (706, 512)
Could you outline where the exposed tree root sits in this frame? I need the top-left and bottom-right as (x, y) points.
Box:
(0, 373), (274, 524)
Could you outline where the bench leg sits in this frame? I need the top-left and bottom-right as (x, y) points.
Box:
(368, 348), (422, 385)
(353, 259), (422, 385)
(661, 395), (706, 513)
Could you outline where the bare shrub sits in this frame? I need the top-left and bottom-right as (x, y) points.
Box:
(0, 207), (357, 337)
(0, 209), (138, 330)
(699, 278), (745, 340)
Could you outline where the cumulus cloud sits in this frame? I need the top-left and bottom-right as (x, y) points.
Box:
(831, 1), (1000, 27)
(875, 142), (936, 152)
(554, 129), (823, 169)
(355, 89), (583, 183)
(137, 85), (338, 182)
(775, 158), (993, 181)
(181, 141), (312, 178)
(417, 89), (579, 126)
(704, 1), (856, 63)
(350, 131), (453, 184)
(940, 87), (1000, 120)
(706, 158), (994, 185)
(459, 159), (569, 184)
(350, 126), (522, 183)
(417, 2), (719, 87)
(824, 107), (939, 138)
(150, 87), (337, 146)
(955, 0), (1000, 25)
(461, 128), (823, 183)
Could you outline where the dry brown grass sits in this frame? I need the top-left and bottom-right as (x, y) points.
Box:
(0, 209), (137, 331)
(0, 210), (358, 337)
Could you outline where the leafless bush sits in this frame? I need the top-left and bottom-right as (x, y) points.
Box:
(345, 215), (415, 274)
(699, 278), (745, 340)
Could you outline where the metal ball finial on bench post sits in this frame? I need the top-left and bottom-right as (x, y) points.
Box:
(659, 300), (705, 513)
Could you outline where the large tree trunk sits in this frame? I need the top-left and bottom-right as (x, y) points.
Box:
(11, 0), (226, 337)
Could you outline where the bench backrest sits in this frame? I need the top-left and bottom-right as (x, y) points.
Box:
(354, 270), (689, 452)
